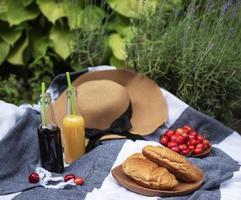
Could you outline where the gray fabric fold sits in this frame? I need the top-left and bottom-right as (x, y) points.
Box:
(0, 109), (41, 194)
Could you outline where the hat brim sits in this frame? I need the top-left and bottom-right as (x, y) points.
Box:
(49, 69), (167, 139)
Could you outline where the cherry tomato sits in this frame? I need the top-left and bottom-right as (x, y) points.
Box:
(174, 131), (181, 137)
(194, 148), (203, 155)
(176, 128), (184, 134)
(160, 137), (169, 146)
(189, 131), (197, 137)
(29, 172), (40, 184)
(179, 144), (187, 151)
(182, 125), (192, 133)
(74, 177), (84, 185)
(170, 135), (178, 142)
(182, 149), (190, 156)
(176, 135), (185, 144)
(189, 139), (197, 145)
(188, 145), (195, 151)
(203, 139), (211, 148)
(188, 134), (196, 140)
(180, 132), (188, 140)
(168, 141), (178, 148)
(64, 174), (75, 182)
(196, 143), (204, 150)
(165, 130), (175, 138)
(171, 146), (180, 153)
(197, 135), (204, 141)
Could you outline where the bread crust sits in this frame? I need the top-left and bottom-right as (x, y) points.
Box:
(142, 146), (203, 183)
(122, 153), (179, 190)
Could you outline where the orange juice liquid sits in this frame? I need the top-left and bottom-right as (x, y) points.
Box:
(63, 115), (85, 164)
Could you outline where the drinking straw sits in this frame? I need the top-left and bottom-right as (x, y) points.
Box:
(66, 72), (76, 115)
(41, 82), (46, 126)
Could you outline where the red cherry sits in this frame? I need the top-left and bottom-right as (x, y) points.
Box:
(182, 149), (190, 156)
(165, 130), (175, 138)
(170, 135), (178, 142)
(64, 174), (75, 182)
(197, 135), (204, 141)
(176, 135), (185, 144)
(171, 146), (180, 153)
(168, 141), (178, 148)
(182, 125), (193, 132)
(176, 128), (184, 134)
(74, 177), (84, 185)
(174, 131), (182, 137)
(180, 132), (188, 139)
(188, 145), (195, 151)
(179, 144), (187, 151)
(203, 139), (211, 148)
(188, 134), (196, 140)
(189, 131), (197, 137)
(189, 139), (197, 145)
(194, 148), (203, 155)
(29, 172), (40, 184)
(196, 143), (204, 150)
(160, 137), (169, 146)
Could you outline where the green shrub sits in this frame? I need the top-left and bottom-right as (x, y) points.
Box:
(126, 1), (241, 130)
(0, 0), (160, 104)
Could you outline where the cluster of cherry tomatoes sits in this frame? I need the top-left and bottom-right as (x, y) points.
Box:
(160, 125), (211, 156)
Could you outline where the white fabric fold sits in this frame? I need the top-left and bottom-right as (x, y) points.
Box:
(0, 101), (26, 141)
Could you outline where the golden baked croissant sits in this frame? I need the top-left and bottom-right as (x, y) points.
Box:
(142, 145), (203, 183)
(122, 153), (179, 190)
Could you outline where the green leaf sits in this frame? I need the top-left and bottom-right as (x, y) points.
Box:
(30, 30), (50, 59)
(50, 24), (74, 60)
(80, 6), (105, 31)
(109, 33), (127, 61)
(108, 15), (134, 40)
(0, 1), (7, 13)
(0, 23), (22, 46)
(37, 0), (66, 24)
(0, 12), (7, 21)
(0, 40), (10, 64)
(110, 56), (125, 68)
(65, 5), (105, 30)
(107, 0), (158, 18)
(22, 0), (35, 7)
(63, 0), (83, 30)
(3, 1), (39, 26)
(7, 36), (29, 65)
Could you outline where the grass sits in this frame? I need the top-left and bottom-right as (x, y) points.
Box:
(71, 0), (112, 68)
(126, 1), (241, 131)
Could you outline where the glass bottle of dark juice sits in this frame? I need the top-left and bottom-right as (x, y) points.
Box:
(38, 93), (64, 173)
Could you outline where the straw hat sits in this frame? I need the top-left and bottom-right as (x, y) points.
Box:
(48, 69), (167, 140)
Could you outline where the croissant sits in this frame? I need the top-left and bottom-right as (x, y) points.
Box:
(142, 145), (203, 183)
(122, 153), (179, 190)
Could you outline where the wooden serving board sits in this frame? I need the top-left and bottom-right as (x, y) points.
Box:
(112, 165), (204, 197)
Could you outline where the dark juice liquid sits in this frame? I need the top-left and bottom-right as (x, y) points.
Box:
(38, 125), (64, 173)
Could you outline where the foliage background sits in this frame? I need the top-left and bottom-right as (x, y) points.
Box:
(0, 0), (240, 131)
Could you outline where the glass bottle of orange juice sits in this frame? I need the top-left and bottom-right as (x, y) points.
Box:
(62, 88), (85, 164)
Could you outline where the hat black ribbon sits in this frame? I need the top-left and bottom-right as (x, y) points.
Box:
(85, 104), (145, 152)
